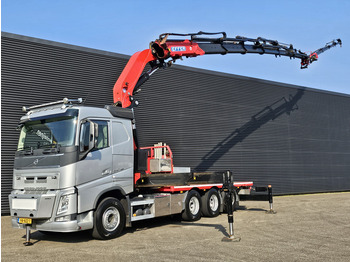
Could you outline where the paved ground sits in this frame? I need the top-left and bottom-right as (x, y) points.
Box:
(2, 192), (350, 262)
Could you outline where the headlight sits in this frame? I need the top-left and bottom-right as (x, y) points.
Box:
(57, 194), (75, 215)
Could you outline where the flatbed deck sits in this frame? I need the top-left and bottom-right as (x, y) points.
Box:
(136, 171), (253, 192)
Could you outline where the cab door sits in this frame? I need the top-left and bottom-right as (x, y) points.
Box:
(110, 120), (134, 194)
(76, 119), (112, 185)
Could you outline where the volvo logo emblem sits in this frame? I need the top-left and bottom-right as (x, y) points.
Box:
(33, 159), (39, 165)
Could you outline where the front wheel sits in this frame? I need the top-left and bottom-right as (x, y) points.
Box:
(182, 190), (202, 221)
(92, 197), (125, 240)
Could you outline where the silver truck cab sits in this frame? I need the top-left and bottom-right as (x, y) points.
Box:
(9, 99), (134, 233)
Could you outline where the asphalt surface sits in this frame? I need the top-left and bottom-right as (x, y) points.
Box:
(2, 192), (350, 262)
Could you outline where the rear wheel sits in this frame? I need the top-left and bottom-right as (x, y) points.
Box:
(201, 188), (220, 217)
(182, 190), (202, 221)
(92, 197), (125, 240)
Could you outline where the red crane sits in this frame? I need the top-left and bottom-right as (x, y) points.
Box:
(113, 31), (341, 108)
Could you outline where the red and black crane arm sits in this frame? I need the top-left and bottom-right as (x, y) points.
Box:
(113, 31), (341, 108)
(306, 38), (342, 66)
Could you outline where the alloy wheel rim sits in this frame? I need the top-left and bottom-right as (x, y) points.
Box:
(102, 207), (120, 231)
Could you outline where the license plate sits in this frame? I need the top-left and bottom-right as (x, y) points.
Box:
(12, 198), (37, 210)
(17, 218), (32, 224)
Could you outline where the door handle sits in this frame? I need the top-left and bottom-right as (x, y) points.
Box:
(102, 169), (111, 176)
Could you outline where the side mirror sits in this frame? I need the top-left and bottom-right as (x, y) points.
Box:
(89, 120), (99, 149)
(79, 119), (98, 160)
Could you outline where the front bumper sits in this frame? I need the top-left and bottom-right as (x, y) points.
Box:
(9, 188), (93, 232)
(11, 211), (93, 232)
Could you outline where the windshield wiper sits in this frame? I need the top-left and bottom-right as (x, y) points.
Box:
(19, 147), (34, 155)
(42, 144), (61, 154)
(41, 143), (60, 148)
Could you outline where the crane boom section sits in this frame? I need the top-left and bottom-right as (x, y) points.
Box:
(113, 49), (154, 107)
(113, 32), (341, 108)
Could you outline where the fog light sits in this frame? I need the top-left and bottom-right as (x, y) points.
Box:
(55, 215), (71, 222)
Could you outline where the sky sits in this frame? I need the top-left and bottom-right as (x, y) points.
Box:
(2, 0), (350, 95)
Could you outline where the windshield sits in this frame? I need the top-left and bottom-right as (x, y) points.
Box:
(18, 113), (78, 151)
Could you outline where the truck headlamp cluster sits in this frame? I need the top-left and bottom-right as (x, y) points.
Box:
(57, 194), (74, 215)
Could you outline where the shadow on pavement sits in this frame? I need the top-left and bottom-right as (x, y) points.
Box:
(24, 215), (233, 244)
(180, 222), (230, 237)
(24, 230), (93, 244)
(236, 206), (268, 212)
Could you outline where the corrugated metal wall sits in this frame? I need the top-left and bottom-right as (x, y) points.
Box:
(2, 32), (350, 214)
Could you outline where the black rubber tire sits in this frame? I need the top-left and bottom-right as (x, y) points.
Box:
(182, 190), (202, 221)
(201, 188), (221, 217)
(92, 197), (125, 240)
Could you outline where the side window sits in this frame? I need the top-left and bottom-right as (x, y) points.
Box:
(95, 120), (109, 150)
(112, 121), (130, 145)
(79, 121), (91, 152)
(79, 120), (109, 153)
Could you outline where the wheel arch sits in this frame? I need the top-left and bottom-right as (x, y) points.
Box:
(188, 187), (203, 195)
(94, 187), (128, 213)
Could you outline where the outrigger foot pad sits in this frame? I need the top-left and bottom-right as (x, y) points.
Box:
(222, 235), (241, 242)
(266, 209), (277, 214)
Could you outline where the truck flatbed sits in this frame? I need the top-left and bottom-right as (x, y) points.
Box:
(136, 171), (253, 192)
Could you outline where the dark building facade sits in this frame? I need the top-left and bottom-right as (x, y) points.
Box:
(2, 32), (350, 214)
